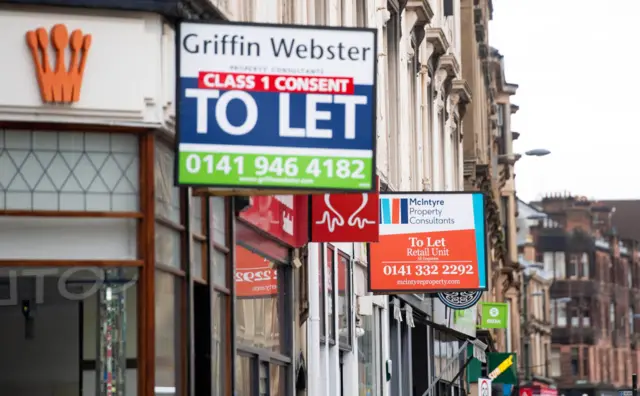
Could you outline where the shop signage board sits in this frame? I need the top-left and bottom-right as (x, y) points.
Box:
(487, 353), (517, 384)
(479, 302), (508, 329)
(235, 245), (278, 298)
(478, 378), (492, 396)
(175, 21), (377, 192)
(310, 176), (380, 242)
(239, 195), (308, 247)
(368, 192), (488, 293)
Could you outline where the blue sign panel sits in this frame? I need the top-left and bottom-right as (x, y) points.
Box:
(176, 21), (377, 192)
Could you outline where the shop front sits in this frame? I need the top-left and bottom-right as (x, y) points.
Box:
(0, 4), (185, 396)
(233, 195), (308, 395)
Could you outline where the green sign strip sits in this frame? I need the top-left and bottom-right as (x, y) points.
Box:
(178, 150), (374, 190)
(480, 302), (508, 329)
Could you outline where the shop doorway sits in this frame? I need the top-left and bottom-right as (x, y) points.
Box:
(0, 267), (138, 396)
(194, 282), (211, 396)
(411, 321), (430, 395)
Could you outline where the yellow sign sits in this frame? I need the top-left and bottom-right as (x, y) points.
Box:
(488, 355), (513, 380)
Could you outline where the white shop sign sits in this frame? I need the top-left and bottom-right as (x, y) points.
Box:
(0, 7), (173, 126)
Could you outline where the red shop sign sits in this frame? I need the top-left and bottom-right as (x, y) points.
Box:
(239, 195), (309, 247)
(235, 245), (278, 298)
(310, 177), (379, 242)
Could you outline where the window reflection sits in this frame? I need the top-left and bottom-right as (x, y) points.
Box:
(338, 253), (350, 347)
(235, 245), (283, 352)
(235, 355), (253, 396)
(326, 246), (336, 341)
(270, 364), (286, 395)
(155, 271), (181, 396)
(212, 292), (225, 396)
(358, 315), (376, 396)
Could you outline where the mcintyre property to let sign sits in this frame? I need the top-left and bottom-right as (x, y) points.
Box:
(369, 192), (488, 293)
(175, 21), (377, 191)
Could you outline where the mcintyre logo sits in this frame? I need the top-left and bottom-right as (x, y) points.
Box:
(380, 197), (409, 225)
(26, 24), (92, 104)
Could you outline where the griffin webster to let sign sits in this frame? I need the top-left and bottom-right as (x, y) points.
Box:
(176, 21), (377, 191)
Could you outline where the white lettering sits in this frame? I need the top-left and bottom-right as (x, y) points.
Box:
(185, 88), (258, 136)
(278, 94), (305, 137)
(185, 88), (219, 134)
(333, 95), (368, 139)
(215, 90), (258, 136)
(306, 94), (333, 139)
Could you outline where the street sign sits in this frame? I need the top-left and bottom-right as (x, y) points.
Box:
(618, 390), (632, 396)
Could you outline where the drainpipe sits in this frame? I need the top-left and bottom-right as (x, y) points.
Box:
(307, 243), (322, 395)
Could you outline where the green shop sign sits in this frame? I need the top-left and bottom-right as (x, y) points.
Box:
(480, 302), (508, 329)
(487, 353), (517, 384)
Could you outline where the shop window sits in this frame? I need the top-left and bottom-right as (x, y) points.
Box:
(155, 141), (182, 270)
(209, 196), (231, 396)
(235, 246), (285, 352)
(358, 305), (383, 396)
(191, 196), (206, 281)
(322, 244), (337, 343)
(337, 251), (352, 349)
(0, 129), (139, 211)
(234, 241), (293, 395)
(155, 270), (182, 396)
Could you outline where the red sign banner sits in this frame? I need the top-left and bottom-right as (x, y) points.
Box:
(235, 245), (278, 298)
(239, 195), (308, 247)
(310, 178), (379, 242)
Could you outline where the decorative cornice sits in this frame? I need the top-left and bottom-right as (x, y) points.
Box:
(425, 27), (450, 55)
(438, 53), (460, 77)
(406, 0), (434, 28)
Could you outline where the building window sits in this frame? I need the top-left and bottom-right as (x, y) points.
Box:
(550, 347), (561, 377)
(497, 104), (507, 154)
(552, 298), (568, 327)
(210, 197), (231, 396)
(154, 138), (185, 396)
(582, 347), (589, 377)
(358, 305), (383, 396)
(355, 0), (367, 27)
(544, 251), (566, 279)
(610, 302), (616, 332)
(235, 242), (293, 395)
(323, 244), (337, 343)
(337, 251), (352, 349)
(581, 253), (590, 278)
(385, 5), (401, 188)
(156, 270), (182, 395)
(571, 347), (579, 376)
(0, 129), (140, 211)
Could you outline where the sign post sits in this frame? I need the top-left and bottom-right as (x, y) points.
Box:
(175, 21), (377, 193)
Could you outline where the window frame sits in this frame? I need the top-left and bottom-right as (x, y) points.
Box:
(153, 136), (187, 396)
(337, 249), (353, 350)
(321, 244), (337, 345)
(208, 196), (232, 396)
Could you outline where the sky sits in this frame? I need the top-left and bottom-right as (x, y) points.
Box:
(488, 0), (640, 202)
